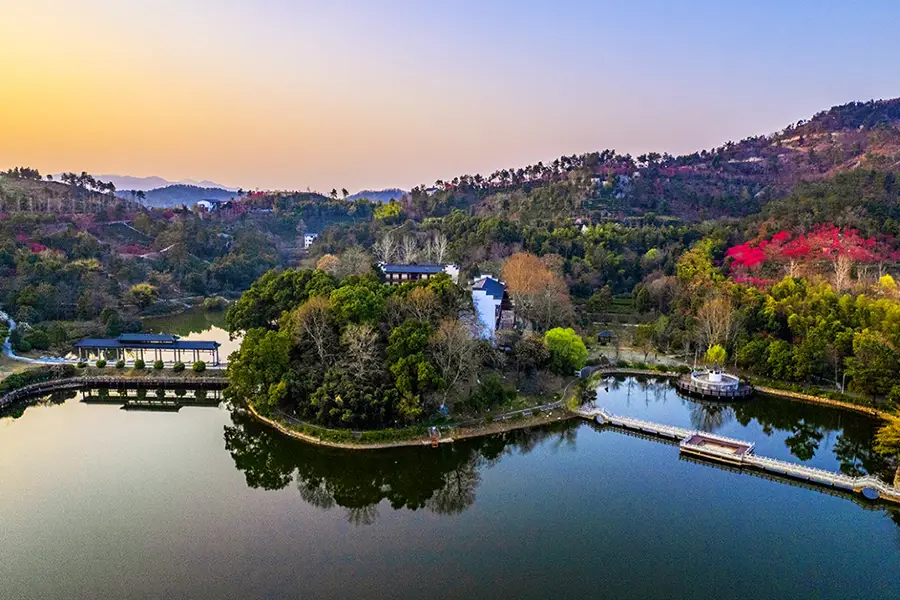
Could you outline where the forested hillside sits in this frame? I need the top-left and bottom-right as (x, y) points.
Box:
(399, 98), (900, 222)
(5, 97), (900, 412)
(117, 184), (237, 208)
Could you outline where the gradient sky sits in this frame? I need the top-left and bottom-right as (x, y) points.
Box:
(2, 0), (899, 192)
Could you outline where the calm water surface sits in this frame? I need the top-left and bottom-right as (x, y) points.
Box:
(143, 307), (241, 359)
(1, 380), (899, 600)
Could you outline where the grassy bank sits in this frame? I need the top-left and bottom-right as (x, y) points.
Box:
(246, 403), (573, 451)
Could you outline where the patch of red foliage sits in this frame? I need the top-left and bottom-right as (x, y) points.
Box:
(726, 243), (767, 269)
(726, 225), (895, 275)
(28, 243), (48, 253)
(121, 244), (149, 255)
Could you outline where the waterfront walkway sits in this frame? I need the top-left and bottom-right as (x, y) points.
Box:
(0, 375), (229, 410)
(574, 406), (900, 505)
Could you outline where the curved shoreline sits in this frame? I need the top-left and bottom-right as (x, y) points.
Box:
(246, 403), (575, 450)
(3, 369), (893, 449)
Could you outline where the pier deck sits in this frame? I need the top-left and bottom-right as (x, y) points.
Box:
(573, 406), (900, 504)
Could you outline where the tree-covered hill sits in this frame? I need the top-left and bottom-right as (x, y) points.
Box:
(401, 98), (900, 222)
(117, 184), (237, 208)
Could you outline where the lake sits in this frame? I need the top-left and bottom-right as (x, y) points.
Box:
(1, 379), (899, 599)
(143, 306), (242, 361)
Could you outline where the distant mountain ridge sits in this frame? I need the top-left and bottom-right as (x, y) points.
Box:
(87, 174), (239, 192)
(348, 188), (407, 203)
(116, 184), (236, 208)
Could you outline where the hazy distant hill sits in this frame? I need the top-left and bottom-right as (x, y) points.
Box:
(348, 188), (406, 203)
(118, 184), (236, 208)
(92, 174), (238, 192)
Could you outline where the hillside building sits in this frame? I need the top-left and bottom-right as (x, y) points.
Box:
(471, 276), (514, 339)
(381, 264), (460, 284)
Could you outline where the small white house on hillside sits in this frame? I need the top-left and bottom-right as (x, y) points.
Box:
(303, 233), (318, 249)
(471, 276), (510, 340)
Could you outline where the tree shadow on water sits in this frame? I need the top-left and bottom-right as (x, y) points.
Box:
(223, 411), (579, 525)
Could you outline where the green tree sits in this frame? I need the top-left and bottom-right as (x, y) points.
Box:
(706, 344), (726, 367)
(129, 283), (159, 309)
(388, 320), (440, 421)
(329, 284), (384, 324)
(543, 328), (588, 375)
(845, 330), (900, 398)
(225, 328), (292, 413)
(766, 340), (795, 380)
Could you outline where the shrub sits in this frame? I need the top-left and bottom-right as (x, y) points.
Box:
(675, 365), (692, 375)
(76, 361), (87, 369)
(203, 296), (227, 311)
(616, 359), (632, 368)
(95, 359), (107, 369)
(463, 372), (515, 412)
(153, 360), (164, 370)
(134, 359), (146, 370)
(115, 360), (126, 369)
(11, 329), (32, 353)
(543, 327), (588, 375)
(24, 329), (51, 351)
(173, 362), (185, 373)
(193, 361), (206, 373)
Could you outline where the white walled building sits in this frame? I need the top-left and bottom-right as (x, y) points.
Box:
(471, 276), (510, 340)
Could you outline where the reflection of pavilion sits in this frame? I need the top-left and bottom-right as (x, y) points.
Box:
(81, 386), (222, 410)
(75, 334), (221, 365)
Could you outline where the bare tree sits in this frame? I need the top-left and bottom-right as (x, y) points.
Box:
(291, 297), (337, 368)
(432, 232), (449, 264)
(697, 295), (737, 350)
(404, 287), (439, 322)
(372, 233), (397, 264)
(422, 237), (435, 263)
(400, 235), (419, 264)
(316, 254), (341, 275)
(341, 323), (380, 381)
(338, 246), (372, 278)
(832, 254), (853, 292)
(430, 318), (478, 405)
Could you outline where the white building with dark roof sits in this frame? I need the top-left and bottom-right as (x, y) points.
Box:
(471, 276), (512, 339)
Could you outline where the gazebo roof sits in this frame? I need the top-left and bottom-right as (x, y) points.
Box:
(75, 338), (219, 350)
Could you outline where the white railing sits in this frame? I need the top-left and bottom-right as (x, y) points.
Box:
(573, 404), (900, 503)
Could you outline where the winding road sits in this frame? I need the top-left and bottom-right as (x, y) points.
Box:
(0, 310), (76, 365)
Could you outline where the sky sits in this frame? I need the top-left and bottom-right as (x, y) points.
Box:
(1, 0), (899, 193)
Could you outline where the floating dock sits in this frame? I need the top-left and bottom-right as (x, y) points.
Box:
(575, 406), (900, 505)
(680, 432), (754, 466)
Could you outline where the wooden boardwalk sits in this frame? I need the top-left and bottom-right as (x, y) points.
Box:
(0, 376), (228, 410)
(573, 406), (900, 505)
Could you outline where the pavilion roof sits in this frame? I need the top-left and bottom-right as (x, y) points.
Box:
(75, 338), (220, 350)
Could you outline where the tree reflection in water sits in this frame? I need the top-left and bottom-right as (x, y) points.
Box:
(731, 394), (893, 480)
(685, 400), (734, 432)
(223, 411), (579, 524)
(601, 377), (894, 481)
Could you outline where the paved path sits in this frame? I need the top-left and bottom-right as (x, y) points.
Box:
(1, 310), (77, 365)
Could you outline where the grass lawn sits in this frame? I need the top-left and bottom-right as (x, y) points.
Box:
(0, 356), (31, 381)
